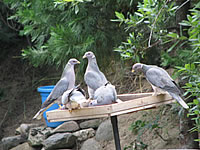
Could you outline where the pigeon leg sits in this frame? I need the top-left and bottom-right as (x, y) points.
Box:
(67, 102), (72, 113)
(151, 85), (159, 96)
(78, 104), (81, 109)
(61, 105), (66, 110)
(151, 85), (166, 96)
(88, 87), (94, 99)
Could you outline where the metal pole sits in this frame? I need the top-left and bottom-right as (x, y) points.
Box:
(110, 116), (121, 150)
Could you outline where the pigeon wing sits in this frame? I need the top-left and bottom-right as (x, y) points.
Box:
(84, 71), (105, 91)
(41, 78), (69, 108)
(145, 68), (181, 94)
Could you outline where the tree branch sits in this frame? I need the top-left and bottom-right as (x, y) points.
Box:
(0, 109), (9, 128)
(148, 0), (169, 47)
(175, 0), (190, 13)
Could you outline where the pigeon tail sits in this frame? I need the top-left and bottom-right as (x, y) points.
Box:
(32, 108), (45, 120)
(33, 102), (54, 120)
(169, 92), (189, 109)
(116, 99), (123, 103)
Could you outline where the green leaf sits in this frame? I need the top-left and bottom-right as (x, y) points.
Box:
(193, 99), (199, 105)
(179, 20), (191, 26)
(185, 64), (190, 70)
(167, 41), (179, 52)
(194, 110), (199, 115)
(167, 32), (179, 39)
(115, 12), (125, 20)
(135, 12), (143, 17)
(179, 36), (187, 40)
(191, 63), (195, 70)
(75, 5), (79, 14)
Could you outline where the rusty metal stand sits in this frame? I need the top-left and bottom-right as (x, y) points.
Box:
(111, 116), (121, 150)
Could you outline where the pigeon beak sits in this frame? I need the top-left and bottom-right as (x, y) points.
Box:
(77, 61), (80, 64)
(83, 55), (86, 59)
(131, 69), (135, 73)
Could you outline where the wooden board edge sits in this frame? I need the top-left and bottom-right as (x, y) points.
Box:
(110, 99), (176, 116)
(46, 105), (112, 120)
(48, 113), (110, 122)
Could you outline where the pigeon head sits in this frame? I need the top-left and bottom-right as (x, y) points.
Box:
(83, 51), (95, 59)
(68, 58), (80, 65)
(132, 63), (143, 72)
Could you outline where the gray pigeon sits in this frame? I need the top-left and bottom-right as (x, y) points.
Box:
(61, 85), (89, 112)
(83, 51), (108, 99)
(33, 58), (80, 119)
(132, 63), (189, 109)
(89, 83), (122, 106)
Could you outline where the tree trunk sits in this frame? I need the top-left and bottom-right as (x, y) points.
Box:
(176, 0), (190, 36)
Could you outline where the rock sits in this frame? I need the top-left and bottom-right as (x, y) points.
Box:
(53, 121), (79, 133)
(80, 138), (101, 150)
(43, 149), (72, 150)
(41, 148), (72, 150)
(95, 119), (113, 142)
(0, 142), (3, 150)
(16, 123), (42, 137)
(79, 119), (102, 129)
(73, 128), (95, 141)
(10, 142), (39, 150)
(28, 126), (52, 146)
(42, 133), (76, 150)
(1, 135), (26, 150)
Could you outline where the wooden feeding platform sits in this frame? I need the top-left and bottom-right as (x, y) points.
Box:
(46, 92), (175, 150)
(46, 92), (175, 122)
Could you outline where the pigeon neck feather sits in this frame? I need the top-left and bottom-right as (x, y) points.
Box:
(142, 64), (151, 74)
(61, 63), (75, 78)
(87, 57), (100, 72)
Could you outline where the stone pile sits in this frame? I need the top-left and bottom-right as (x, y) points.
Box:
(0, 119), (114, 150)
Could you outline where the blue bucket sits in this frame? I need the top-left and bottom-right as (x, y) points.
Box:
(37, 85), (64, 127)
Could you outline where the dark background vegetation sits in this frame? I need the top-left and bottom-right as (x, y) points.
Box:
(0, 0), (199, 149)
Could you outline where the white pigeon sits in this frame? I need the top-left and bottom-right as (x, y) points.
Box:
(89, 83), (122, 106)
(61, 85), (90, 112)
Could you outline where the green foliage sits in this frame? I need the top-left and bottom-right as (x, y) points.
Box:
(178, 63), (200, 135)
(112, 0), (177, 63)
(0, 2), (18, 44)
(129, 120), (146, 135)
(3, 0), (130, 68)
(124, 141), (148, 150)
(165, 2), (200, 137)
(114, 32), (145, 61)
(125, 111), (169, 150)
(22, 24), (94, 67)
(114, 0), (200, 141)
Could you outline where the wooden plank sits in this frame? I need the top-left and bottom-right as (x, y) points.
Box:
(49, 114), (110, 122)
(47, 93), (175, 123)
(117, 93), (153, 101)
(111, 99), (175, 116)
(111, 93), (172, 114)
(47, 104), (112, 121)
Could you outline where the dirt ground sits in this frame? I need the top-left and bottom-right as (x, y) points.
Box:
(0, 40), (181, 149)
(101, 106), (180, 150)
